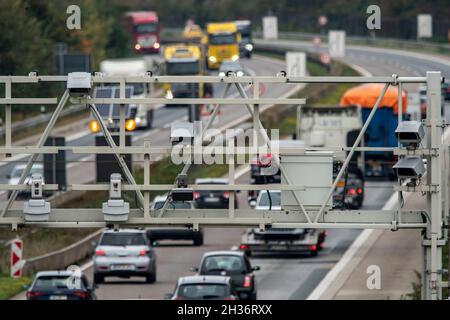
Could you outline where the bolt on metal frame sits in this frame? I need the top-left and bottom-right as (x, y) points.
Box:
(0, 72), (445, 299)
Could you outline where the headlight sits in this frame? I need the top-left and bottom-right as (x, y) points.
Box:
(125, 119), (137, 131)
(89, 120), (100, 133)
(209, 56), (217, 63)
(219, 72), (226, 77)
(165, 90), (174, 99)
(236, 71), (244, 77)
(153, 42), (160, 49)
(231, 55), (239, 61)
(245, 44), (253, 51)
(134, 44), (141, 51)
(135, 116), (142, 124)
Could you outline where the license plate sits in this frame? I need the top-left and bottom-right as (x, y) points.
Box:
(50, 295), (67, 300)
(111, 264), (135, 271)
(205, 197), (219, 203)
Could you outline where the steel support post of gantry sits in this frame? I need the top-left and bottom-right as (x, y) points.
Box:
(422, 71), (444, 300)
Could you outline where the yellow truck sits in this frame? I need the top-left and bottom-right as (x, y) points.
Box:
(163, 44), (213, 106)
(205, 22), (240, 70)
(182, 24), (204, 43)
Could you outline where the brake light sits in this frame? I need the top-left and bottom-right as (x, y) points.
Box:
(309, 245), (318, 251)
(239, 244), (249, 250)
(347, 188), (357, 196)
(139, 249), (149, 256)
(26, 291), (46, 299)
(72, 290), (89, 299)
(357, 188), (363, 194)
(193, 192), (200, 200)
(95, 249), (105, 256)
(223, 191), (230, 199)
(243, 275), (252, 288)
(224, 297), (238, 300)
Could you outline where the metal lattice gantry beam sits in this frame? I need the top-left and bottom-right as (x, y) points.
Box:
(0, 72), (446, 299)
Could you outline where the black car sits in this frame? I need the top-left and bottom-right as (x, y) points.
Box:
(194, 178), (238, 209)
(194, 251), (259, 300)
(26, 271), (97, 300)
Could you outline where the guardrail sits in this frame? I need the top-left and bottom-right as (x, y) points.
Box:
(22, 230), (102, 275)
(0, 104), (86, 136)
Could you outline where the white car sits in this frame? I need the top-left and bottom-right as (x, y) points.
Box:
(7, 163), (44, 197)
(255, 190), (281, 210)
(218, 60), (244, 77)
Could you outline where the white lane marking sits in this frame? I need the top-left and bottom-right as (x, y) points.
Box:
(306, 190), (402, 300)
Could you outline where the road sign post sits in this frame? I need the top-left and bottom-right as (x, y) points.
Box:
(417, 14), (433, 39)
(329, 30), (346, 58)
(10, 238), (24, 278)
(262, 16), (278, 40)
(286, 52), (306, 77)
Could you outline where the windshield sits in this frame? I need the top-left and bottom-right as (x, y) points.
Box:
(154, 201), (191, 209)
(100, 233), (146, 246)
(258, 192), (281, 207)
(135, 23), (158, 34)
(178, 284), (229, 299)
(33, 276), (84, 290)
(12, 166), (42, 178)
(166, 61), (199, 75)
(209, 33), (237, 45)
(241, 36), (251, 44)
(203, 255), (244, 273)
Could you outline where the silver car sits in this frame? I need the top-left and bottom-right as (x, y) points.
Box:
(93, 229), (157, 284)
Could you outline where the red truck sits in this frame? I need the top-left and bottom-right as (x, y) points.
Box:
(125, 11), (161, 54)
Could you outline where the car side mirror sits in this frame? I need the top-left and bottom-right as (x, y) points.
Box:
(164, 293), (173, 300)
(252, 266), (260, 271)
(190, 266), (199, 273)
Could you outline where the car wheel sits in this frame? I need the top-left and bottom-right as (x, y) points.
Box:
(193, 234), (204, 246)
(310, 249), (318, 257)
(94, 273), (104, 284)
(146, 272), (156, 284)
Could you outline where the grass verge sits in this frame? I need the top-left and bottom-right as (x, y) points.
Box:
(0, 274), (32, 300)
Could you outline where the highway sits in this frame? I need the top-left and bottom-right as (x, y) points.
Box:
(7, 41), (450, 300)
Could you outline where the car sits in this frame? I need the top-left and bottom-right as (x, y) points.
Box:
(93, 229), (157, 284)
(166, 275), (239, 300)
(7, 163), (44, 198)
(194, 178), (238, 209)
(26, 270), (97, 300)
(333, 170), (364, 209)
(241, 190), (327, 256)
(193, 251), (259, 300)
(218, 60), (244, 77)
(147, 195), (204, 246)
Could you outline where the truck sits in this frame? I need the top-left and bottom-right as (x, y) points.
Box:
(249, 106), (365, 210)
(125, 11), (160, 54)
(205, 22), (240, 70)
(235, 20), (253, 58)
(340, 83), (408, 180)
(163, 44), (213, 106)
(183, 23), (204, 44)
(89, 58), (154, 131)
